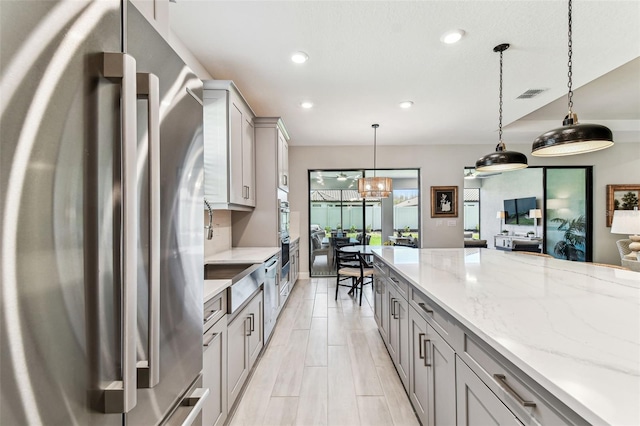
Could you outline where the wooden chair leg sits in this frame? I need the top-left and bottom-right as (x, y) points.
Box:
(335, 274), (340, 300)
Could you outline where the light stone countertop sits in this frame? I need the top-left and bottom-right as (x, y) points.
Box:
(372, 247), (640, 426)
(204, 247), (280, 265)
(203, 279), (231, 303)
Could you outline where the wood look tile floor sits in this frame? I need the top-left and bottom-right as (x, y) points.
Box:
(228, 277), (419, 426)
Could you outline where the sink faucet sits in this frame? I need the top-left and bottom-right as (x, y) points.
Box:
(204, 198), (213, 240)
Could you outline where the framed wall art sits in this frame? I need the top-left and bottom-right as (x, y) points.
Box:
(431, 186), (458, 218)
(606, 184), (640, 227)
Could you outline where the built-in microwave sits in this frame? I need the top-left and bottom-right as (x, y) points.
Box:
(279, 200), (290, 238)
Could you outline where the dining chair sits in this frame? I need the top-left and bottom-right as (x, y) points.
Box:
(335, 248), (374, 306)
(331, 236), (352, 264)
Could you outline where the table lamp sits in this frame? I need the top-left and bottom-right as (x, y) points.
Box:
(496, 211), (506, 233)
(611, 207), (640, 260)
(529, 209), (542, 237)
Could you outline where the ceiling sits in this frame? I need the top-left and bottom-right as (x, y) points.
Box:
(170, 1), (640, 147)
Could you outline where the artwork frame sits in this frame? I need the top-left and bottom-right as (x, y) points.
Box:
(606, 184), (640, 227)
(431, 186), (458, 218)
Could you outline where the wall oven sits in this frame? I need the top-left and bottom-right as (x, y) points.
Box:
(279, 200), (290, 299)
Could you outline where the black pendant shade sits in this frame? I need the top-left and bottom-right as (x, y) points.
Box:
(531, 115), (614, 157)
(476, 144), (529, 172)
(475, 43), (528, 173)
(531, 0), (614, 157)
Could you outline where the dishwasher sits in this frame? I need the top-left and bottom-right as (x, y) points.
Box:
(263, 255), (280, 342)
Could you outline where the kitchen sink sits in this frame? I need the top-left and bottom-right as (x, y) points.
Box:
(204, 263), (265, 317)
(204, 263), (261, 282)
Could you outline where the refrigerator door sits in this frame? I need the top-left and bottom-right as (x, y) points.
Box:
(1, 1), (126, 425)
(124, 3), (205, 425)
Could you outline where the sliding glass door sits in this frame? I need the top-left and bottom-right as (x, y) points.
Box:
(309, 169), (420, 277)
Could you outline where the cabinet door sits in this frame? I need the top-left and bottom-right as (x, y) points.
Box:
(396, 293), (410, 391)
(387, 285), (399, 361)
(203, 318), (227, 426)
(409, 307), (429, 426)
(427, 322), (456, 426)
(373, 275), (383, 331)
(277, 130), (289, 192)
(227, 312), (249, 408)
(247, 291), (263, 367)
(229, 102), (244, 205)
(456, 358), (522, 426)
(242, 116), (255, 206)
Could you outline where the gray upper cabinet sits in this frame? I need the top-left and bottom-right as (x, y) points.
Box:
(277, 129), (289, 192)
(203, 80), (256, 210)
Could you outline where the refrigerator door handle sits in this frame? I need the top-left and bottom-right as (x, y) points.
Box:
(102, 52), (138, 413)
(179, 388), (211, 426)
(136, 72), (161, 389)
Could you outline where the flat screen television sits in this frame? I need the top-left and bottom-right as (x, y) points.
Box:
(503, 199), (517, 225)
(503, 197), (537, 225)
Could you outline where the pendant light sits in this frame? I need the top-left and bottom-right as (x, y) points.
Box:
(531, 0), (613, 157)
(475, 44), (528, 172)
(358, 124), (392, 198)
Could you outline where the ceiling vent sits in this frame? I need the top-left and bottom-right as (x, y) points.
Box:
(516, 89), (547, 99)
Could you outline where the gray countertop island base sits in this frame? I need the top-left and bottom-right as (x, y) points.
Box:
(372, 247), (640, 425)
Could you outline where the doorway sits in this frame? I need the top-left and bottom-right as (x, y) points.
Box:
(309, 169), (420, 277)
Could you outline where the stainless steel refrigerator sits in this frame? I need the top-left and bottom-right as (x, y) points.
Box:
(1, 1), (206, 425)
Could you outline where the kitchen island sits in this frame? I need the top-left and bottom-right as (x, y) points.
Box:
(372, 247), (639, 425)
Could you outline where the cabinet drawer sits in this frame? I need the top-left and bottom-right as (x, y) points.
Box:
(462, 333), (583, 426)
(204, 291), (227, 332)
(387, 269), (409, 299)
(373, 257), (387, 276)
(410, 289), (455, 341)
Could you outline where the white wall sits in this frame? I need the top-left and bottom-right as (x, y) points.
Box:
(290, 142), (640, 274)
(479, 168), (544, 246)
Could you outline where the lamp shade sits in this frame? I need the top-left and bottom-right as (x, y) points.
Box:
(611, 209), (640, 235)
(529, 209), (542, 219)
(496, 211), (506, 219)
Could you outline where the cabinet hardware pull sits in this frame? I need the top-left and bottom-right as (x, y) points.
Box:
(284, 175), (288, 186)
(246, 317), (251, 337)
(493, 374), (536, 407)
(391, 299), (399, 319)
(249, 313), (255, 332)
(424, 338), (431, 367)
(418, 333), (425, 359)
(390, 297), (395, 317)
(203, 332), (218, 347)
(418, 302), (434, 314)
(204, 309), (218, 324)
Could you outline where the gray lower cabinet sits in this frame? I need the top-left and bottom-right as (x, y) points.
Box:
(373, 274), (387, 343)
(203, 315), (228, 426)
(387, 280), (410, 390)
(409, 306), (456, 426)
(247, 292), (264, 367)
(456, 358), (523, 425)
(227, 290), (263, 409)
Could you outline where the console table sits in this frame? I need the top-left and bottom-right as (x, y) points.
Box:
(494, 234), (542, 251)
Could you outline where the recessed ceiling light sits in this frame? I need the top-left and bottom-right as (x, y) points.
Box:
(399, 101), (414, 109)
(300, 101), (314, 109)
(440, 29), (465, 44)
(291, 51), (309, 64)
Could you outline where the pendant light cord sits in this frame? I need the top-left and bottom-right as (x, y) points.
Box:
(372, 124), (379, 177)
(567, 0), (574, 114)
(498, 48), (504, 146)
